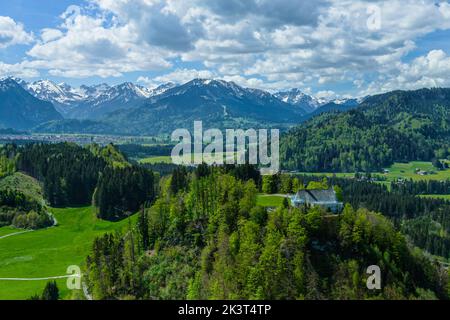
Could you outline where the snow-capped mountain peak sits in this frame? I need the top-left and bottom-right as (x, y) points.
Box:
(0, 77), (24, 92)
(27, 79), (85, 105)
(114, 82), (152, 98)
(148, 82), (176, 96)
(274, 89), (325, 113)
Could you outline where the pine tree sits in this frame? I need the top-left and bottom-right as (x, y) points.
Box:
(41, 281), (59, 300)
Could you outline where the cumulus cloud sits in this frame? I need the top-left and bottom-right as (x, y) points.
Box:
(203, 0), (328, 28)
(361, 50), (450, 96)
(138, 68), (215, 87)
(92, 0), (203, 51)
(3, 0), (450, 96)
(26, 6), (172, 78)
(0, 16), (33, 48)
(0, 61), (39, 79)
(40, 29), (63, 43)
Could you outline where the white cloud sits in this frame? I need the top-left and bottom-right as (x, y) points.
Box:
(138, 68), (215, 87)
(26, 7), (172, 78)
(2, 0), (450, 96)
(316, 90), (337, 100)
(0, 16), (33, 48)
(0, 61), (39, 79)
(92, 0), (203, 51)
(40, 29), (63, 43)
(361, 50), (450, 96)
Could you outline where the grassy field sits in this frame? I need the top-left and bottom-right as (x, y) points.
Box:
(295, 172), (356, 179)
(374, 161), (450, 182)
(138, 152), (237, 165)
(139, 156), (173, 164)
(419, 194), (450, 200)
(0, 226), (22, 238)
(256, 194), (287, 208)
(0, 206), (135, 300)
(295, 161), (450, 183)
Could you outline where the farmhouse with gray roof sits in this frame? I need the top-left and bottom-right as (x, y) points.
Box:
(291, 187), (343, 214)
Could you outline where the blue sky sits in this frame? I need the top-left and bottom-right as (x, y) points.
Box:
(1, 0), (450, 98)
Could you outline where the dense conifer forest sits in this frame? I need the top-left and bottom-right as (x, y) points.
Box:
(1, 143), (157, 225)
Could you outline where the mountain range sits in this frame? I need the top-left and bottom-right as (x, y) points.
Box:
(2, 76), (450, 174)
(1, 76), (365, 134)
(24, 80), (175, 119)
(100, 79), (314, 135)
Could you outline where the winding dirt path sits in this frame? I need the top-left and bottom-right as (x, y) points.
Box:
(0, 230), (34, 240)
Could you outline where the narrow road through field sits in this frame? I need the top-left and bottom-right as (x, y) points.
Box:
(0, 230), (34, 240)
(0, 275), (80, 281)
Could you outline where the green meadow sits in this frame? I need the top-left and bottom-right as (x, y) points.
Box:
(295, 172), (356, 179)
(0, 207), (135, 300)
(376, 161), (450, 182)
(139, 155), (173, 164)
(0, 227), (22, 238)
(296, 161), (450, 183)
(138, 152), (237, 165)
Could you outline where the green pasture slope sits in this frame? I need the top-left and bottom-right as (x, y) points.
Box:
(0, 207), (135, 300)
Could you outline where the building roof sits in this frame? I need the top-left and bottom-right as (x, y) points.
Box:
(294, 188), (338, 203)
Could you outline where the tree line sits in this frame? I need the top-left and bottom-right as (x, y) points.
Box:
(0, 188), (51, 229)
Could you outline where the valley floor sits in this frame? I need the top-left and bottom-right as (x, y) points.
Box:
(294, 161), (450, 182)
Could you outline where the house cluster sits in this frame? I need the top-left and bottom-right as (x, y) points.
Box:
(415, 169), (429, 176)
(290, 187), (344, 214)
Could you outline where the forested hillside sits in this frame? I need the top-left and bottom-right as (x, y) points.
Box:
(84, 166), (449, 300)
(259, 173), (450, 260)
(16, 143), (108, 207)
(94, 166), (156, 221)
(6, 143), (156, 221)
(281, 88), (450, 172)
